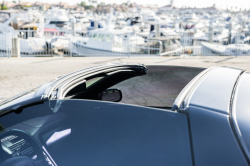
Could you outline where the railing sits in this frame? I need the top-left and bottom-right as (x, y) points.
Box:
(1, 30), (250, 57)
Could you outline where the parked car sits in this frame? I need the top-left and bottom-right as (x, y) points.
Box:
(0, 64), (249, 166)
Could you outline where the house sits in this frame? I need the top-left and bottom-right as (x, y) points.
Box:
(8, 2), (34, 10)
(158, 0), (223, 14)
(157, 0), (178, 13)
(203, 4), (223, 14)
(134, 3), (158, 13)
(67, 5), (85, 12)
(51, 2), (70, 9)
(31, 2), (51, 11)
(127, 3), (137, 13)
(178, 4), (223, 14)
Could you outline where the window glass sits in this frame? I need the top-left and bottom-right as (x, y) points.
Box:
(86, 76), (104, 88)
(56, 21), (65, 24)
(113, 35), (122, 47)
(99, 34), (105, 41)
(0, 87), (39, 107)
(110, 66), (204, 108)
(92, 34), (98, 40)
(0, 99), (193, 166)
(0, 13), (9, 23)
(65, 76), (104, 98)
(106, 34), (112, 42)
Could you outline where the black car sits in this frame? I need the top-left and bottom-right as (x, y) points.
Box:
(0, 64), (249, 166)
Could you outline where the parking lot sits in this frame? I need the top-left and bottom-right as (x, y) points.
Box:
(1, 56), (250, 99)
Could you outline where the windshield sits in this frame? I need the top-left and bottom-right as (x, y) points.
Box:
(0, 13), (9, 23)
(0, 87), (39, 107)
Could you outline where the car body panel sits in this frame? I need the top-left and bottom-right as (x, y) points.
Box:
(0, 99), (193, 166)
(181, 67), (248, 165)
(233, 72), (250, 160)
(189, 106), (248, 166)
(189, 67), (242, 114)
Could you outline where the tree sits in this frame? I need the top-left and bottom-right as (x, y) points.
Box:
(85, 5), (94, 10)
(89, 0), (97, 3)
(78, 1), (86, 7)
(21, 5), (31, 9)
(78, 1), (95, 10)
(1, 6), (8, 10)
(12, 1), (16, 3)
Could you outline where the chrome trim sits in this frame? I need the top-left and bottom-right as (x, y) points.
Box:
(43, 63), (144, 100)
(60, 69), (135, 99)
(106, 70), (134, 75)
(62, 80), (86, 99)
(56, 67), (131, 99)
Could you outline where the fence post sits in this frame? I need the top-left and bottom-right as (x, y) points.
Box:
(70, 37), (72, 58)
(6, 32), (10, 58)
(127, 34), (130, 58)
(39, 15), (44, 38)
(158, 41), (162, 56)
(11, 38), (20, 58)
(155, 24), (160, 37)
(148, 40), (150, 55)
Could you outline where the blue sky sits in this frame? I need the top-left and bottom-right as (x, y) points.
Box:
(12, 0), (250, 9)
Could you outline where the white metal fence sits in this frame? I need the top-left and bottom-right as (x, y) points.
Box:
(1, 30), (250, 57)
